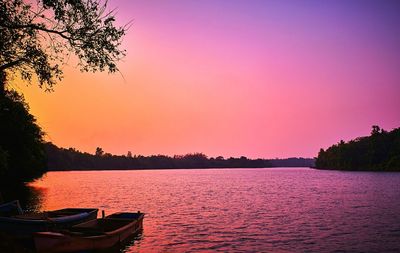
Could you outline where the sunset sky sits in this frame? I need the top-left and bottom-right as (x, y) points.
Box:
(17, 0), (400, 158)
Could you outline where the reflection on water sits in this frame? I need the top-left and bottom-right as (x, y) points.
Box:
(0, 184), (45, 212)
(28, 168), (400, 252)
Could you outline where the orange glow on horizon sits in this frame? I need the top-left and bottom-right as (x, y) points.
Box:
(15, 0), (400, 159)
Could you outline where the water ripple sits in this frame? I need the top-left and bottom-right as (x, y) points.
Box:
(31, 168), (400, 252)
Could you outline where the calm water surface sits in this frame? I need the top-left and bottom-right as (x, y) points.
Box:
(29, 168), (400, 252)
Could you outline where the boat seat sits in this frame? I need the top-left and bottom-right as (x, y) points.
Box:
(14, 213), (48, 220)
(69, 227), (106, 236)
(0, 200), (23, 217)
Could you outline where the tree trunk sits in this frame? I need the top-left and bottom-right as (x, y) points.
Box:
(0, 71), (5, 97)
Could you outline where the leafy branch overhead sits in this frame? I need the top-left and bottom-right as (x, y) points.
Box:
(0, 0), (128, 90)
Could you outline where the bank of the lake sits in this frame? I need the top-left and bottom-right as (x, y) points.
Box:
(316, 126), (400, 171)
(45, 142), (315, 171)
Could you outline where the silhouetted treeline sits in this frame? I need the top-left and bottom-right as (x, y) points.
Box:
(316, 126), (400, 171)
(45, 143), (315, 171)
(269, 157), (315, 167)
(0, 91), (46, 186)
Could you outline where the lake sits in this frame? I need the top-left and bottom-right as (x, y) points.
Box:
(28, 168), (400, 252)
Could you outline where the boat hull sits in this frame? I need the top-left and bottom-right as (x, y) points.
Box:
(0, 205), (98, 237)
(34, 212), (144, 253)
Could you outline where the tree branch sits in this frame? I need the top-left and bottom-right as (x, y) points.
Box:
(0, 58), (27, 72)
(0, 23), (71, 40)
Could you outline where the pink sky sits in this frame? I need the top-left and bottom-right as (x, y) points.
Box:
(18, 0), (400, 158)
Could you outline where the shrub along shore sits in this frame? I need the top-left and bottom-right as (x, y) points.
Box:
(316, 126), (400, 171)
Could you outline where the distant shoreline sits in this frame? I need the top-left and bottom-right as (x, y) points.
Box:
(47, 167), (400, 172)
(46, 142), (315, 172)
(46, 166), (314, 172)
(312, 166), (400, 172)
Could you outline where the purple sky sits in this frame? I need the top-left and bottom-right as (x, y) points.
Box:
(22, 0), (400, 158)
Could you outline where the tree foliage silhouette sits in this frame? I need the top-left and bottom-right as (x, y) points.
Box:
(316, 126), (400, 171)
(0, 91), (46, 185)
(95, 147), (104, 156)
(0, 0), (127, 92)
(45, 144), (314, 170)
(0, 0), (127, 185)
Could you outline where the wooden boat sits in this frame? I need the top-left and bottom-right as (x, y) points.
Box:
(0, 200), (23, 216)
(0, 200), (98, 237)
(34, 212), (145, 253)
